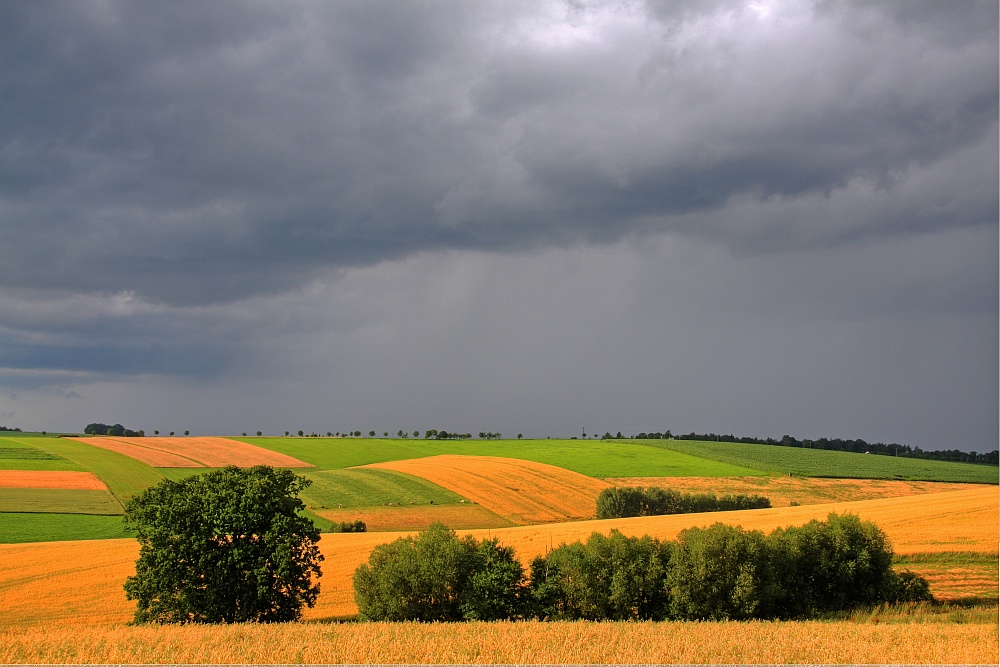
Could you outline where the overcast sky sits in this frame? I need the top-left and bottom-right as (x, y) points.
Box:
(1, 0), (996, 451)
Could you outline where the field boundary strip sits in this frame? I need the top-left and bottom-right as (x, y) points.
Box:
(67, 436), (313, 468)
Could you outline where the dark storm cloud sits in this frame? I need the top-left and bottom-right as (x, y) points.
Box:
(1, 0), (995, 306)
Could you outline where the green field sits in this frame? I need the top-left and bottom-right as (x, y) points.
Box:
(0, 513), (132, 543)
(299, 468), (466, 509)
(0, 488), (123, 515)
(241, 437), (762, 478)
(638, 439), (999, 484)
(0, 438), (84, 472)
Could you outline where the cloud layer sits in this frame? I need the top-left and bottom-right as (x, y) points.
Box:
(0, 1), (996, 450)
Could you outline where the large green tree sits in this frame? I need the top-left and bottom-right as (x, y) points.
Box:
(123, 465), (322, 623)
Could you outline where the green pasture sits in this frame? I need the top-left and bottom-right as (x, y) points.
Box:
(638, 439), (999, 484)
(242, 437), (762, 478)
(0, 513), (131, 543)
(0, 488), (122, 515)
(299, 469), (466, 510)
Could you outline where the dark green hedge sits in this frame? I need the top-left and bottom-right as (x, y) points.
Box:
(353, 514), (931, 622)
(596, 486), (771, 519)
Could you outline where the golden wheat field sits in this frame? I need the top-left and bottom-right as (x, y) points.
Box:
(0, 619), (996, 664)
(365, 455), (610, 524)
(610, 475), (985, 507)
(0, 470), (109, 490)
(68, 436), (312, 468)
(1, 486), (994, 626)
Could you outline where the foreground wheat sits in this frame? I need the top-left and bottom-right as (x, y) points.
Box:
(0, 620), (995, 664)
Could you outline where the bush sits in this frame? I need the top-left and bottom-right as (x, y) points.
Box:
(330, 520), (367, 533)
(530, 530), (672, 620)
(596, 486), (770, 519)
(769, 512), (904, 615)
(123, 466), (322, 623)
(666, 523), (777, 620)
(353, 523), (526, 621)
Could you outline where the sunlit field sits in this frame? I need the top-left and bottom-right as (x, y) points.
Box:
(608, 475), (988, 507)
(366, 454), (610, 524)
(1, 619), (995, 664)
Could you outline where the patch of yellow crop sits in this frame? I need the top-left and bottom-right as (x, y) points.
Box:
(1, 488), (994, 627)
(68, 436), (312, 468)
(0, 539), (137, 627)
(314, 503), (514, 531)
(365, 455), (610, 524)
(0, 470), (108, 490)
(0, 620), (995, 664)
(609, 475), (985, 507)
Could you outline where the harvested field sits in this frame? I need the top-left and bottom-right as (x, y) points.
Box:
(2, 487), (993, 625)
(0, 470), (107, 490)
(0, 620), (996, 664)
(365, 455), (610, 524)
(895, 552), (999, 602)
(608, 476), (985, 507)
(64, 438), (202, 468)
(68, 437), (312, 469)
(314, 503), (514, 532)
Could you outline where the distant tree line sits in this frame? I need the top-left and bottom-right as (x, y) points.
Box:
(353, 515), (930, 622)
(618, 431), (998, 466)
(84, 423), (144, 437)
(424, 429), (473, 440)
(596, 487), (771, 519)
(0, 425), (22, 432)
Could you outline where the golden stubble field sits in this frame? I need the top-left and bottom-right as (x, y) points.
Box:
(364, 454), (610, 524)
(1, 486), (994, 627)
(66, 436), (313, 468)
(610, 475), (987, 506)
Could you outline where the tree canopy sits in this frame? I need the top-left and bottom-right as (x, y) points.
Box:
(123, 465), (322, 623)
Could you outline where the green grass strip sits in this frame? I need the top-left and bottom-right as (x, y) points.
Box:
(0, 513), (133, 543)
(0, 488), (123, 515)
(242, 437), (764, 478)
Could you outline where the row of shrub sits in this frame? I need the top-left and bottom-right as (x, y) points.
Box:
(353, 514), (931, 622)
(596, 486), (771, 519)
(329, 519), (367, 533)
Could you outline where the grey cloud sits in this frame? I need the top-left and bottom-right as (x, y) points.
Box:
(0, 0), (994, 306)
